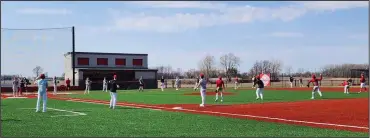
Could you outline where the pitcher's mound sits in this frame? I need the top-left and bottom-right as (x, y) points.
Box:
(184, 92), (235, 96)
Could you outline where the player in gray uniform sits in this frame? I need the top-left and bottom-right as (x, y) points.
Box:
(84, 77), (91, 94)
(175, 77), (180, 90)
(102, 77), (108, 92)
(53, 76), (58, 95)
(139, 76), (144, 92)
(194, 73), (207, 107)
(12, 77), (19, 97)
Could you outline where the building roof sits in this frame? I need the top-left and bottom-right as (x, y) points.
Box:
(65, 52), (148, 56)
(77, 67), (158, 71)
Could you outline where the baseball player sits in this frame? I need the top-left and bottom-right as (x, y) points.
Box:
(102, 77), (108, 92)
(307, 74), (323, 99)
(160, 76), (165, 91)
(65, 78), (71, 91)
(215, 76), (225, 102)
(343, 80), (350, 94)
(84, 77), (91, 94)
(175, 77), (180, 90)
(138, 76), (144, 92)
(19, 78), (25, 96)
(299, 77), (303, 87)
(289, 76), (294, 88)
(234, 76), (239, 90)
(359, 73), (367, 93)
(53, 76), (58, 95)
(194, 73), (207, 107)
(108, 75), (120, 109)
(253, 75), (264, 100)
(34, 74), (48, 112)
(12, 77), (19, 97)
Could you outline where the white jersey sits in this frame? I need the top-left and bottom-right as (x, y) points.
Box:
(12, 80), (19, 87)
(175, 79), (180, 85)
(85, 80), (90, 86)
(103, 79), (107, 85)
(198, 79), (207, 90)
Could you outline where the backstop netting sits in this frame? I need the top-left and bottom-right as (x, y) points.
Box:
(1, 27), (73, 86)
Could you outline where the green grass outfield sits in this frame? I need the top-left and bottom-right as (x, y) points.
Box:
(1, 88), (368, 137)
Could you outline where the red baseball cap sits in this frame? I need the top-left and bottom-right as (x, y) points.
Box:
(40, 74), (45, 79)
(200, 73), (204, 77)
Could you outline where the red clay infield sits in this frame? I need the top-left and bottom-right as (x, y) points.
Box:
(184, 92), (235, 96)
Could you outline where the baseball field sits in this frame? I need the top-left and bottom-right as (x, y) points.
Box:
(1, 87), (368, 137)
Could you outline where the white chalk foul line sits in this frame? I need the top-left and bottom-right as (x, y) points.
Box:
(18, 108), (86, 117)
(62, 99), (368, 130)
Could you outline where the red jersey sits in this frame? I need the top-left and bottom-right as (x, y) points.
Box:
(216, 79), (224, 87)
(360, 76), (366, 83)
(309, 75), (322, 86)
(343, 81), (348, 86)
(66, 80), (71, 85)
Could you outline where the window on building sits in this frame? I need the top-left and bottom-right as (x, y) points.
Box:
(77, 57), (89, 65)
(115, 58), (126, 66)
(132, 59), (143, 66)
(97, 58), (108, 65)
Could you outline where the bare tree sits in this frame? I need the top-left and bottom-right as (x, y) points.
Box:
(199, 55), (216, 78)
(32, 66), (44, 77)
(220, 53), (241, 79)
(270, 59), (283, 80)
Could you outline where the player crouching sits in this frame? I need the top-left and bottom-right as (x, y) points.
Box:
(215, 76), (225, 102)
(253, 76), (264, 100)
(307, 74), (323, 99)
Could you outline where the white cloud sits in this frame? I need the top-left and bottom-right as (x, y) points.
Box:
(101, 1), (368, 33)
(270, 32), (304, 38)
(16, 8), (72, 15)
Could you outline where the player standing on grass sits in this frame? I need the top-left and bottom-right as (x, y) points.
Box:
(359, 73), (367, 93)
(160, 76), (165, 91)
(343, 80), (350, 94)
(289, 76), (294, 88)
(307, 74), (323, 99)
(215, 76), (225, 102)
(194, 74), (207, 107)
(234, 76), (239, 90)
(53, 76), (58, 95)
(102, 77), (108, 92)
(84, 78), (91, 94)
(65, 78), (71, 91)
(19, 78), (25, 96)
(34, 74), (48, 112)
(12, 77), (19, 97)
(253, 75), (264, 100)
(109, 75), (119, 109)
(175, 77), (180, 90)
(139, 76), (144, 92)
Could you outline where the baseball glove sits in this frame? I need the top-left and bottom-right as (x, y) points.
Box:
(307, 85), (310, 88)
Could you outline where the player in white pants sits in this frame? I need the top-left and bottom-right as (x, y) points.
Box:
(12, 77), (19, 97)
(84, 78), (91, 94)
(175, 77), (180, 90)
(194, 74), (207, 107)
(53, 76), (58, 95)
(35, 74), (48, 112)
(160, 76), (165, 91)
(234, 77), (239, 90)
(343, 80), (350, 94)
(359, 73), (367, 93)
(307, 74), (323, 99)
(102, 77), (108, 92)
(253, 76), (264, 100)
(109, 75), (119, 109)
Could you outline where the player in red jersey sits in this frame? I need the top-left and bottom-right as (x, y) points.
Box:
(65, 78), (71, 91)
(307, 74), (323, 99)
(359, 73), (367, 93)
(343, 80), (350, 94)
(215, 76), (226, 102)
(234, 76), (239, 90)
